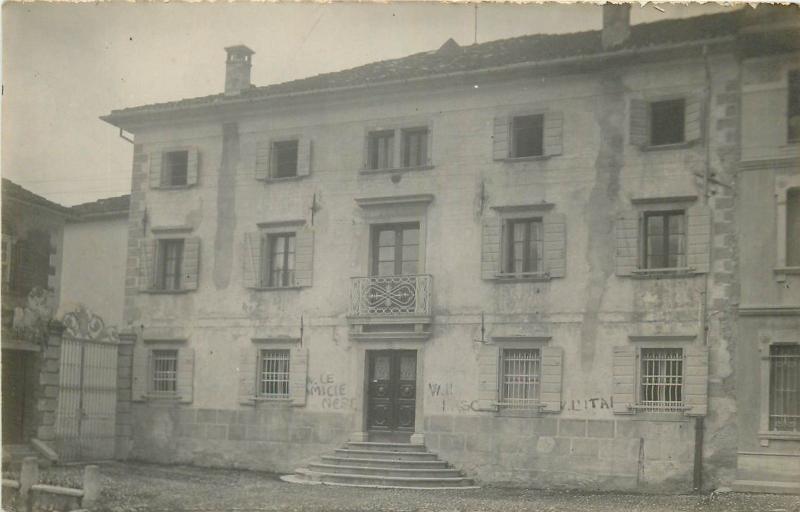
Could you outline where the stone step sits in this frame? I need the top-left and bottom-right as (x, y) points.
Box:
(320, 455), (449, 469)
(333, 448), (439, 461)
(345, 442), (428, 453)
(732, 479), (800, 495)
(295, 468), (475, 488)
(308, 462), (463, 478)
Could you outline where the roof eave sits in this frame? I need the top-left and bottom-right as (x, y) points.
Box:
(101, 35), (739, 131)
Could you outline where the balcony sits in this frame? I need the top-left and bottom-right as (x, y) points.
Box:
(348, 274), (433, 341)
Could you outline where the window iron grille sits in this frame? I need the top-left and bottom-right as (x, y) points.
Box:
(151, 350), (178, 394)
(636, 348), (686, 413)
(259, 349), (290, 398)
(499, 349), (541, 409)
(769, 344), (800, 433)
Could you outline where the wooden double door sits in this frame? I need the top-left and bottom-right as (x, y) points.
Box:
(367, 350), (417, 434)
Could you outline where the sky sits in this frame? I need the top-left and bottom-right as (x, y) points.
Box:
(2, 2), (737, 207)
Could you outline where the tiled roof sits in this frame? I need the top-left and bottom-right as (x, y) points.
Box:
(69, 194), (130, 219)
(2, 178), (72, 215)
(106, 10), (743, 119)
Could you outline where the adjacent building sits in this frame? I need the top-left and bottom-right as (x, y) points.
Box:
(100, 6), (799, 491)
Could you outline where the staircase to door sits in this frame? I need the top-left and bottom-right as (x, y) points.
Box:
(282, 441), (476, 489)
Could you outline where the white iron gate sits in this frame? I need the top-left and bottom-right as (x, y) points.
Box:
(55, 308), (119, 461)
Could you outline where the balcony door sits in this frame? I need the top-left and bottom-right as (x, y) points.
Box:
(371, 223), (419, 276)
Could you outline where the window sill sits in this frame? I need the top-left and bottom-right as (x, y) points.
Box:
(143, 393), (180, 401)
(142, 289), (193, 295)
(359, 165), (434, 175)
(758, 431), (800, 441)
(493, 272), (552, 282)
(639, 141), (695, 152)
(153, 184), (193, 190)
(248, 286), (306, 291)
(498, 155), (551, 163)
(495, 405), (546, 418)
(263, 175), (309, 183)
(774, 266), (800, 279)
(630, 267), (698, 279)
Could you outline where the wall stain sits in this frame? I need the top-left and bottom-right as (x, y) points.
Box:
(214, 123), (239, 289)
(581, 73), (625, 371)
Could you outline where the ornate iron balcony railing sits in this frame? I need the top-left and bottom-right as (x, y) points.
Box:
(350, 274), (432, 317)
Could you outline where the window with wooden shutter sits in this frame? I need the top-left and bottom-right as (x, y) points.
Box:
(271, 140), (299, 178)
(650, 99), (685, 146)
(289, 347), (308, 406)
(481, 216), (501, 280)
(293, 228), (314, 287)
(543, 111), (564, 157)
(686, 204), (711, 273)
(238, 346), (257, 405)
(242, 232), (261, 288)
(684, 96), (703, 144)
(131, 345), (148, 402)
(254, 140), (270, 181)
(176, 348), (195, 404)
(492, 116), (510, 160)
(543, 213), (566, 278)
(476, 344), (499, 411)
(683, 344), (709, 417)
(612, 345), (636, 414)
(540, 346), (563, 413)
(297, 139), (312, 177)
(629, 99), (649, 147)
(180, 237), (201, 290)
(186, 147), (200, 186)
(139, 239), (157, 291)
(149, 151), (163, 189)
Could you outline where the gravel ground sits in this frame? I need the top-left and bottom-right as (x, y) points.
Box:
(18, 462), (800, 512)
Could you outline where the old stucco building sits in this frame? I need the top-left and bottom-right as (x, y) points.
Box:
(101, 7), (799, 492)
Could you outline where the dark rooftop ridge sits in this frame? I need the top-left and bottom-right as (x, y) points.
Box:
(104, 10), (747, 122)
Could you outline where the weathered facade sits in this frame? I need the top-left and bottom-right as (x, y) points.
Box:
(101, 7), (800, 491)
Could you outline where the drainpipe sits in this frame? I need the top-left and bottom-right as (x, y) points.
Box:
(694, 43), (714, 494)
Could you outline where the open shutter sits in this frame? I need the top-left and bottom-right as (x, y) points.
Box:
(181, 237), (201, 291)
(540, 346), (563, 412)
(543, 213), (566, 278)
(13, 239), (28, 292)
(687, 204), (711, 273)
(297, 139), (312, 177)
(131, 348), (149, 401)
(242, 232), (261, 289)
(254, 140), (270, 181)
(177, 348), (195, 404)
(186, 147), (199, 186)
(476, 344), (499, 411)
(492, 116), (510, 160)
(543, 110), (564, 157)
(684, 96), (703, 144)
(294, 228), (314, 287)
(426, 126), (434, 166)
(149, 151), (163, 189)
(481, 216), (501, 280)
(629, 99), (649, 147)
(613, 346), (636, 414)
(683, 345), (709, 416)
(615, 211), (639, 276)
(238, 347), (256, 405)
(139, 239), (156, 291)
(289, 347), (308, 407)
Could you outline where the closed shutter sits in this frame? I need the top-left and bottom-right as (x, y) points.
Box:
(139, 239), (157, 291)
(176, 348), (195, 404)
(687, 204), (711, 274)
(426, 126), (434, 166)
(289, 347), (308, 407)
(615, 211), (639, 276)
(476, 344), (499, 411)
(612, 345), (635, 414)
(683, 345), (709, 416)
(181, 237), (201, 291)
(540, 346), (563, 413)
(543, 213), (567, 278)
(492, 116), (510, 160)
(186, 147), (200, 186)
(481, 216), (501, 280)
(543, 110), (564, 157)
(254, 140), (270, 181)
(242, 232), (262, 289)
(684, 96), (703, 144)
(297, 139), (312, 177)
(294, 228), (314, 287)
(629, 99), (649, 147)
(131, 347), (148, 401)
(149, 151), (163, 189)
(238, 346), (256, 406)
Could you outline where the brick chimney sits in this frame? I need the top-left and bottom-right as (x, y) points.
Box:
(224, 45), (255, 96)
(602, 4), (631, 50)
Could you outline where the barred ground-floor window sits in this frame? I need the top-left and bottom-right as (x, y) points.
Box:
(769, 344), (800, 433)
(638, 348), (684, 413)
